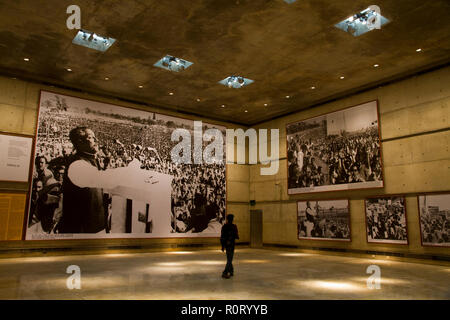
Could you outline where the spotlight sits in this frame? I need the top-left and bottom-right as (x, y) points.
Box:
(219, 76), (254, 88)
(373, 64), (379, 68)
(335, 6), (390, 37)
(169, 92), (174, 95)
(311, 86), (316, 90)
(154, 55), (193, 72)
(416, 48), (422, 52)
(138, 85), (144, 89)
(66, 68), (72, 72)
(23, 58), (30, 62)
(264, 103), (268, 107)
(72, 29), (116, 52)
(340, 76), (345, 80)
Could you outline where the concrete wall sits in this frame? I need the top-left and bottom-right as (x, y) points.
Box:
(1, 65), (448, 258)
(0, 76), (250, 250)
(250, 66), (450, 257)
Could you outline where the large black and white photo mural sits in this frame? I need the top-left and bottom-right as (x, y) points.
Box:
(286, 101), (383, 194)
(26, 91), (226, 239)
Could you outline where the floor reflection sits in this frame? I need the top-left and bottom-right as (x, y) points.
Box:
(0, 248), (448, 300)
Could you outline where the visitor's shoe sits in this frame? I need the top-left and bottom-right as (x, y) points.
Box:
(222, 273), (230, 279)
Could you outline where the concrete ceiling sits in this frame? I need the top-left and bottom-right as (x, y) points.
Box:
(0, 0), (449, 125)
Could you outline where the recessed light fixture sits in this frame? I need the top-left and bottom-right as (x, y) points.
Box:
(138, 85), (144, 89)
(219, 75), (254, 89)
(104, 77), (109, 80)
(169, 92), (174, 95)
(311, 86), (316, 90)
(244, 110), (248, 113)
(373, 64), (379, 68)
(196, 98), (201, 102)
(416, 48), (422, 52)
(221, 105), (225, 108)
(23, 58), (30, 62)
(335, 6), (390, 37)
(66, 68), (72, 72)
(286, 95), (290, 99)
(154, 55), (193, 72)
(340, 76), (345, 80)
(264, 103), (268, 107)
(73, 30), (116, 52)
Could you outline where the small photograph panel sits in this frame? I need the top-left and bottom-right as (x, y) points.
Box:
(365, 196), (408, 244)
(418, 193), (450, 247)
(297, 199), (351, 241)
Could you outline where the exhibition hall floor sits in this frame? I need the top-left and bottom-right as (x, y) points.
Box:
(0, 248), (448, 300)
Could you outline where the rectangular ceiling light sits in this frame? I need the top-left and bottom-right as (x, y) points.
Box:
(284, 0), (297, 3)
(219, 76), (254, 88)
(72, 30), (116, 52)
(335, 6), (390, 37)
(154, 55), (193, 72)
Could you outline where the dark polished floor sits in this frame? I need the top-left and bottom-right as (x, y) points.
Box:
(0, 248), (448, 300)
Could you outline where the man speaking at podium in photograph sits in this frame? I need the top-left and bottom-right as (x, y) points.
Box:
(58, 126), (172, 235)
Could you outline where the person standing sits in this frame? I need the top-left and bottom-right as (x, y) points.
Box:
(220, 214), (239, 279)
(304, 201), (317, 237)
(33, 156), (54, 186)
(59, 127), (107, 233)
(58, 126), (157, 234)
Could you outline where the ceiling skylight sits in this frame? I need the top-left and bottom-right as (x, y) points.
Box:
(72, 30), (116, 52)
(154, 55), (193, 72)
(219, 76), (254, 89)
(335, 6), (390, 37)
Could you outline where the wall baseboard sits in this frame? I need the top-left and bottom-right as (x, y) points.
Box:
(0, 242), (251, 258)
(0, 242), (447, 264)
(262, 243), (450, 263)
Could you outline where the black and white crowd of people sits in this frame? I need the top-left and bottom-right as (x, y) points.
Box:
(287, 121), (382, 189)
(366, 198), (407, 241)
(28, 103), (226, 235)
(298, 201), (350, 240)
(420, 210), (449, 244)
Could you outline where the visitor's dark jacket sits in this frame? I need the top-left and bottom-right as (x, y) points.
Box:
(221, 223), (239, 249)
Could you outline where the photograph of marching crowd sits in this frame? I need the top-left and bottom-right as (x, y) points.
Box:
(297, 199), (351, 241)
(286, 101), (383, 194)
(365, 196), (408, 244)
(418, 194), (450, 247)
(26, 91), (226, 239)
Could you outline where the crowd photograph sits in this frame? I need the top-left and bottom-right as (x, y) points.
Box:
(26, 92), (226, 239)
(286, 101), (383, 194)
(297, 199), (351, 241)
(418, 194), (450, 247)
(365, 196), (408, 244)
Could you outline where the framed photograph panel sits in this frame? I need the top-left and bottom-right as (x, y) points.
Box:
(418, 193), (450, 247)
(0, 132), (34, 183)
(286, 100), (383, 194)
(25, 91), (226, 240)
(365, 196), (408, 244)
(297, 199), (351, 241)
